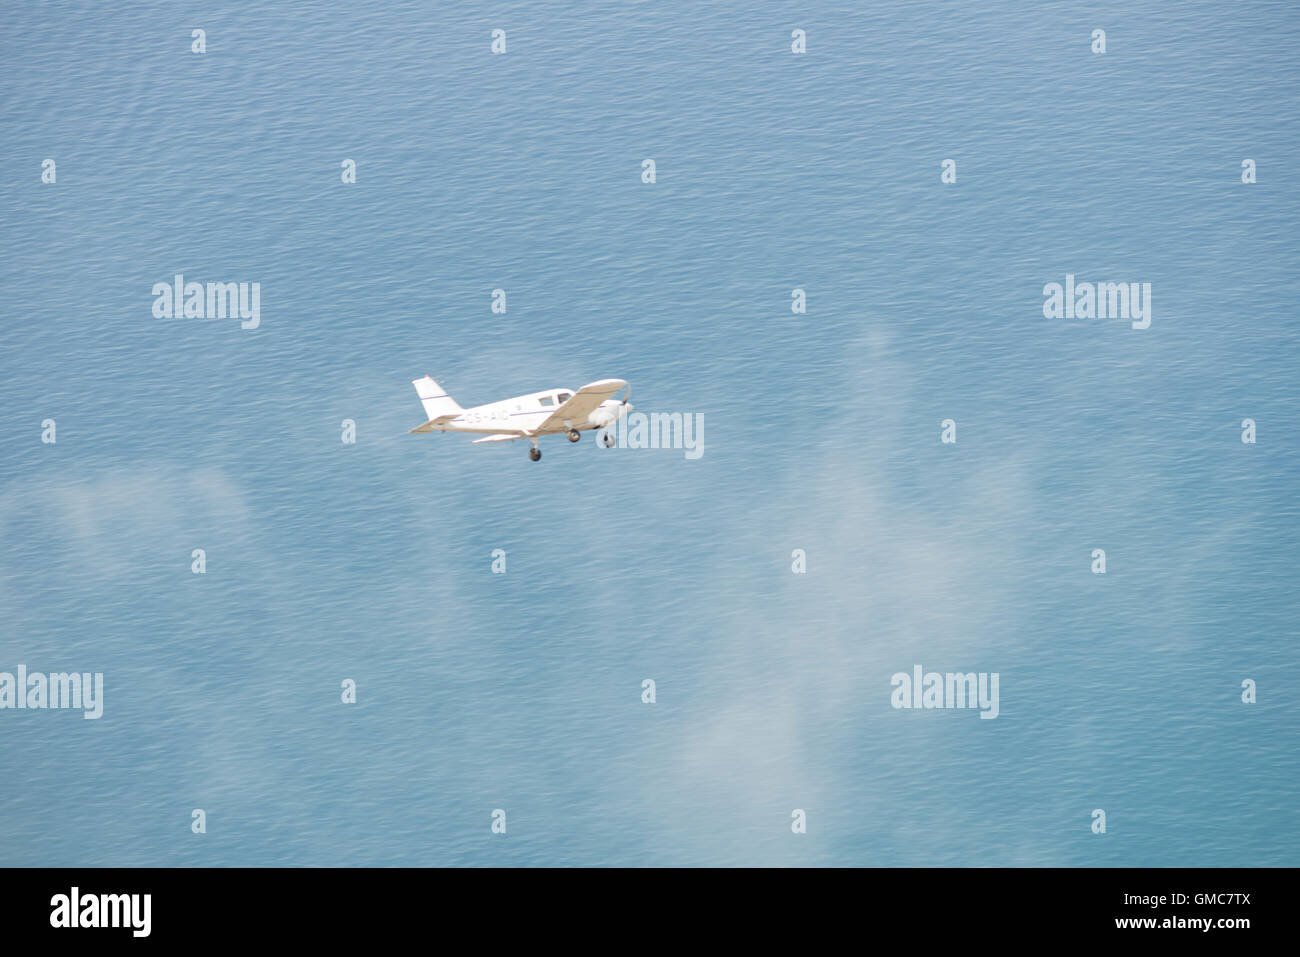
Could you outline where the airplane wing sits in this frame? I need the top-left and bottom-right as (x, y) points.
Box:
(536, 379), (628, 432)
(472, 434), (524, 444)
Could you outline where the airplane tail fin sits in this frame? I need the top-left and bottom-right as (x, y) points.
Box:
(412, 375), (463, 421)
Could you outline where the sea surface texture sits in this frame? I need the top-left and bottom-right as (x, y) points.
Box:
(1, 1), (1296, 866)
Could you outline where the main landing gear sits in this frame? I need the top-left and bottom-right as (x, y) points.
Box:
(529, 431), (582, 461)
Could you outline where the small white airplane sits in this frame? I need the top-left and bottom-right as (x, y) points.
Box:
(409, 375), (633, 461)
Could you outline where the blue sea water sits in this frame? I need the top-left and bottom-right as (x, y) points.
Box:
(1, 1), (1297, 866)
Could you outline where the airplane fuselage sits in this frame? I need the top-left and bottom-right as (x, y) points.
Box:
(434, 388), (628, 435)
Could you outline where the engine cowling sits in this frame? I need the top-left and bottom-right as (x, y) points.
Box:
(588, 406), (618, 427)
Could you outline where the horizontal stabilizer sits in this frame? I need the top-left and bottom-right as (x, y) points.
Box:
(408, 413), (460, 434)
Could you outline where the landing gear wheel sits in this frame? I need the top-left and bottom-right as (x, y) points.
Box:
(567, 429), (581, 443)
(529, 447), (541, 462)
(597, 429), (616, 448)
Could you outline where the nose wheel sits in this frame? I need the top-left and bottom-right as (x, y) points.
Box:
(567, 429), (581, 443)
(528, 446), (541, 462)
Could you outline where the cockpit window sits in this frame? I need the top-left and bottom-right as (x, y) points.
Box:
(557, 393), (572, 404)
(539, 396), (554, 407)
